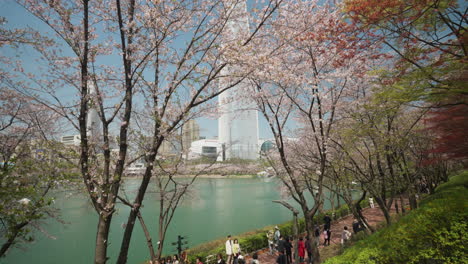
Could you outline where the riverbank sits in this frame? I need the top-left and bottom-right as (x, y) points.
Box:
(124, 174), (258, 179)
(182, 196), (408, 264)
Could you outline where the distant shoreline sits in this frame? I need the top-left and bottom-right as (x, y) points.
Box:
(123, 174), (256, 179)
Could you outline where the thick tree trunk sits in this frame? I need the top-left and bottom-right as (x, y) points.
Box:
(351, 190), (374, 233)
(305, 210), (320, 264)
(117, 209), (138, 264)
(409, 193), (417, 210)
(375, 198), (391, 225)
(400, 195), (406, 213)
(95, 215), (112, 264)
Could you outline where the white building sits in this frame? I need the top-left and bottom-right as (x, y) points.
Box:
(218, 0), (259, 160)
(188, 139), (222, 160)
(187, 138), (275, 160)
(61, 135), (81, 146)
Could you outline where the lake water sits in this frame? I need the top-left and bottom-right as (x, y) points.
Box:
(2, 177), (335, 264)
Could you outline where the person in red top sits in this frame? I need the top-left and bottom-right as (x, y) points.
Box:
(297, 237), (306, 263)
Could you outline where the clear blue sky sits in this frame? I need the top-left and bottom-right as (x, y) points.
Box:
(0, 1), (278, 139)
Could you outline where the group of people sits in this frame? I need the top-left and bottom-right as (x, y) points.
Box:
(154, 254), (183, 264)
(225, 235), (249, 264)
(272, 230), (314, 264)
(220, 215), (364, 264)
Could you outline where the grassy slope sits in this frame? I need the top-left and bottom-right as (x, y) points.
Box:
(323, 171), (468, 264)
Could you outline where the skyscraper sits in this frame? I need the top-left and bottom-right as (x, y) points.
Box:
(86, 83), (101, 139)
(182, 119), (200, 151)
(218, 0), (259, 160)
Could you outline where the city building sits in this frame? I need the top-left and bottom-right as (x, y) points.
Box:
(187, 138), (275, 160)
(182, 119), (200, 152)
(61, 134), (81, 146)
(188, 139), (222, 160)
(218, 0), (259, 160)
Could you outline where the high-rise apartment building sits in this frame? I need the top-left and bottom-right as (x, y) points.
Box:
(182, 119), (200, 151)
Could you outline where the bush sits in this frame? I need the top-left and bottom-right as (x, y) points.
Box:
(324, 170), (468, 264)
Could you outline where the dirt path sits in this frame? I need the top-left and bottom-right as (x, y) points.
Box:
(253, 205), (403, 264)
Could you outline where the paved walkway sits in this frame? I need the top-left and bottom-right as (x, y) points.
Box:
(251, 205), (403, 264)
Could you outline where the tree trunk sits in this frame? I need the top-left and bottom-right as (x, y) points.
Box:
(352, 190), (374, 233)
(305, 211), (320, 264)
(336, 192), (341, 208)
(117, 209), (138, 264)
(95, 215), (112, 264)
(0, 222), (28, 257)
(375, 197), (391, 225)
(409, 193), (417, 210)
(400, 195), (406, 213)
(394, 199), (399, 214)
(137, 212), (156, 262)
(0, 237), (15, 258)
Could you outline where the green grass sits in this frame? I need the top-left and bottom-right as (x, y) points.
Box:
(323, 170), (468, 264)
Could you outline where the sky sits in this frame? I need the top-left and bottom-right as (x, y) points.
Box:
(0, 0), (276, 140)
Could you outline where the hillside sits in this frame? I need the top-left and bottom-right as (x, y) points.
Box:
(323, 171), (468, 264)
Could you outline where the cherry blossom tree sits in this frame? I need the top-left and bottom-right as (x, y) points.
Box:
(244, 1), (379, 262)
(8, 0), (281, 262)
(0, 18), (74, 257)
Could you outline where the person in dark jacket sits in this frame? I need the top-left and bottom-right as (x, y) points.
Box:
(276, 250), (286, 264)
(284, 237), (293, 264)
(314, 225), (320, 246)
(276, 236), (286, 253)
(305, 237), (313, 264)
(323, 214), (332, 231)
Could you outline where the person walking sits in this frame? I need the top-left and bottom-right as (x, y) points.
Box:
(323, 214), (332, 231)
(277, 235), (286, 254)
(284, 237), (293, 264)
(297, 237), (306, 263)
(226, 235), (233, 264)
(305, 237), (313, 264)
(267, 230), (275, 255)
(352, 218), (363, 234)
(323, 228), (331, 246)
(274, 226), (281, 247)
(341, 226), (352, 245)
(314, 225), (320, 246)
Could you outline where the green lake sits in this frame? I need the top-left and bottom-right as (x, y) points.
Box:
(2, 177), (338, 264)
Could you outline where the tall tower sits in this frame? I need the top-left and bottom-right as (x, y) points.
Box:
(86, 83), (101, 139)
(218, 0), (259, 160)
